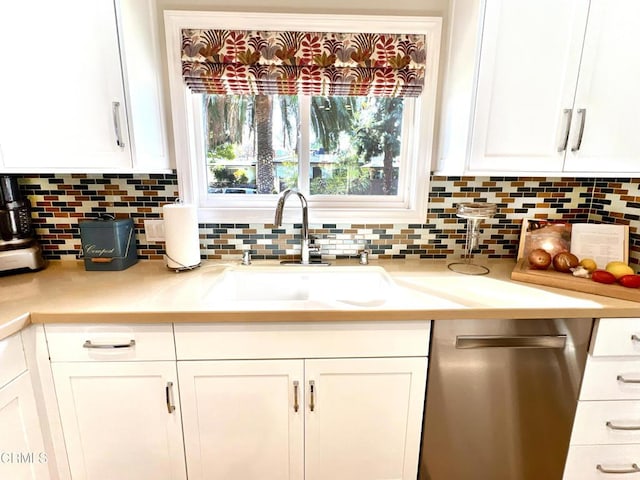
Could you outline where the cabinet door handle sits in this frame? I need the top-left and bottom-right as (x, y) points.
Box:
(570, 108), (586, 152)
(112, 101), (125, 148)
(617, 375), (640, 384)
(293, 381), (299, 413)
(166, 381), (176, 414)
(83, 339), (136, 349)
(309, 380), (315, 412)
(631, 334), (640, 343)
(596, 463), (640, 474)
(557, 108), (572, 152)
(606, 421), (640, 431)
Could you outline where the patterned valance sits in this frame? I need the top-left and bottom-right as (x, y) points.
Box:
(181, 29), (427, 97)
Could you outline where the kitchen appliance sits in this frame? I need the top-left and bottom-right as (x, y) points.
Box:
(0, 175), (45, 273)
(420, 318), (593, 480)
(448, 202), (497, 275)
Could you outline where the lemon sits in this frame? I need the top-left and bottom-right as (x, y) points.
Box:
(579, 258), (597, 273)
(605, 261), (635, 279)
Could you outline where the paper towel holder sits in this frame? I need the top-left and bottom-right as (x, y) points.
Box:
(163, 198), (202, 272)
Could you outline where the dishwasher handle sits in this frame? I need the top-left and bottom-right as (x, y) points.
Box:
(456, 335), (567, 349)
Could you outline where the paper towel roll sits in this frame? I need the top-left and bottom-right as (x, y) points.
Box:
(163, 203), (201, 269)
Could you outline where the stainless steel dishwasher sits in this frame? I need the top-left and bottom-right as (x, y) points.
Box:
(419, 318), (594, 480)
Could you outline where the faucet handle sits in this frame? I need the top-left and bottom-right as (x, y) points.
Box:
(309, 235), (320, 252)
(358, 249), (369, 265)
(241, 250), (252, 265)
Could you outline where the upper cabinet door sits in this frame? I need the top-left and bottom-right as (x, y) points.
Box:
(563, 0), (640, 174)
(468, 0), (589, 174)
(0, 0), (131, 172)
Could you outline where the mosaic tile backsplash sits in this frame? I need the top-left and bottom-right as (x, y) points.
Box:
(16, 174), (640, 268)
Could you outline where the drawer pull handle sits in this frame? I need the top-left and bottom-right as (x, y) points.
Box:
(632, 334), (640, 342)
(606, 421), (640, 431)
(596, 463), (640, 474)
(617, 375), (640, 384)
(166, 382), (176, 414)
(293, 381), (299, 413)
(83, 339), (136, 349)
(309, 380), (315, 412)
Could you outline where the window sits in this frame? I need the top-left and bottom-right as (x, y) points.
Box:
(164, 12), (442, 223)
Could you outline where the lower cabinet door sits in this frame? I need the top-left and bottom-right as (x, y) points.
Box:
(52, 361), (186, 480)
(178, 360), (304, 480)
(304, 357), (428, 480)
(0, 372), (49, 480)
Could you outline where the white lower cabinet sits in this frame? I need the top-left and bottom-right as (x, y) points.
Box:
(0, 372), (49, 480)
(51, 361), (186, 480)
(564, 318), (640, 479)
(45, 321), (429, 480)
(565, 445), (640, 479)
(178, 357), (427, 480)
(175, 321), (430, 480)
(304, 357), (427, 480)
(179, 360), (305, 480)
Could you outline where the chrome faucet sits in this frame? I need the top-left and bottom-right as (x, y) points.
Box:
(274, 189), (316, 265)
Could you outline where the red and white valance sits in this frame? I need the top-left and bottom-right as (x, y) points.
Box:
(181, 29), (427, 97)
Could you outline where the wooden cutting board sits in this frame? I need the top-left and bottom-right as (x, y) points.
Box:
(511, 259), (640, 303)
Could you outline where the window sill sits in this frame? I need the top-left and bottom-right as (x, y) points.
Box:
(196, 205), (427, 224)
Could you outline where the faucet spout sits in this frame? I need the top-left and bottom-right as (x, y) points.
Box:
(274, 189), (311, 264)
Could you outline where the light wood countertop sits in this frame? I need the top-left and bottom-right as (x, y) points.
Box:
(1, 259), (639, 339)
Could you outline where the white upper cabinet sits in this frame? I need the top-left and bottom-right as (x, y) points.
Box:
(465, 0), (640, 176)
(0, 0), (169, 173)
(468, 0), (588, 174)
(563, 0), (640, 174)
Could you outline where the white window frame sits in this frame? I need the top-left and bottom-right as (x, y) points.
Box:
(164, 10), (442, 223)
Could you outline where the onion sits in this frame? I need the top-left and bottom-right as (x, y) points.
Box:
(552, 252), (579, 273)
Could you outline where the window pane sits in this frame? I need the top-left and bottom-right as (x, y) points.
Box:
(203, 94), (299, 194)
(309, 97), (403, 196)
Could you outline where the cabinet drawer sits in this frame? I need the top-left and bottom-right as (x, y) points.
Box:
(564, 445), (640, 480)
(592, 318), (640, 356)
(572, 400), (640, 445)
(0, 332), (26, 388)
(580, 357), (640, 400)
(174, 321), (431, 360)
(45, 324), (175, 362)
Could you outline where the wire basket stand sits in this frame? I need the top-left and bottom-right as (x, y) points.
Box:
(447, 202), (498, 275)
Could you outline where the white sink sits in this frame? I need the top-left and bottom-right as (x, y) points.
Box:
(208, 265), (393, 305)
